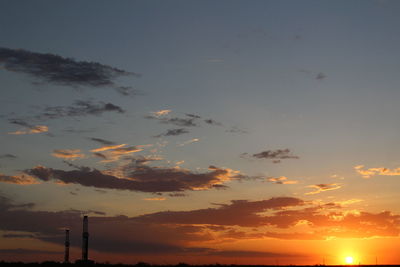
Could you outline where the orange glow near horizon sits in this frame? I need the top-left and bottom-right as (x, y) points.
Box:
(345, 256), (354, 265)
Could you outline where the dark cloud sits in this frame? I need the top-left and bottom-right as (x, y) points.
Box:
(62, 127), (96, 134)
(0, 154), (17, 159)
(244, 149), (299, 162)
(0, 47), (139, 88)
(160, 117), (198, 127)
(136, 197), (304, 227)
(154, 128), (190, 138)
(88, 137), (115, 145)
(204, 119), (223, 126)
(226, 126), (248, 134)
(0, 195), (211, 255)
(316, 72), (327, 80)
(93, 152), (108, 160)
(25, 164), (241, 193)
(185, 113), (201, 119)
(0, 194), (399, 258)
(115, 86), (142, 97)
(208, 250), (301, 258)
(36, 100), (125, 120)
(145, 113), (199, 127)
(0, 248), (61, 255)
(2, 233), (35, 238)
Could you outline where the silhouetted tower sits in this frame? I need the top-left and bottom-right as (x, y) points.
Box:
(64, 229), (70, 263)
(82, 216), (89, 261)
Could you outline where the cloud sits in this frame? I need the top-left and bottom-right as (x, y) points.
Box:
(316, 72), (327, 80)
(143, 197), (166, 201)
(0, 193), (399, 258)
(151, 109), (172, 117)
(354, 165), (400, 178)
(168, 192), (187, 197)
(115, 86), (141, 97)
(208, 250), (300, 258)
(91, 145), (143, 162)
(2, 233), (35, 238)
(90, 144), (127, 153)
(0, 154), (17, 159)
(268, 176), (298, 185)
(226, 126), (248, 134)
(305, 183), (342, 195)
(0, 248), (61, 255)
(243, 149), (299, 162)
(51, 149), (85, 160)
(0, 47), (139, 88)
(24, 163), (245, 193)
(137, 197), (305, 227)
(88, 137), (116, 146)
(0, 173), (39, 185)
(204, 119), (223, 126)
(298, 69), (327, 81)
(36, 100), (125, 120)
(185, 113), (201, 119)
(154, 128), (189, 138)
(8, 119), (49, 135)
(178, 138), (200, 147)
(8, 125), (49, 135)
(145, 112), (199, 127)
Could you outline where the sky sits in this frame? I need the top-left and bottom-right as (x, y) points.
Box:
(1, 0), (400, 265)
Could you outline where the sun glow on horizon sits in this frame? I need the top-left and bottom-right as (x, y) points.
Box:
(345, 256), (354, 265)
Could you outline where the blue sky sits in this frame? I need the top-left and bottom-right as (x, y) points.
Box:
(1, 0), (400, 264)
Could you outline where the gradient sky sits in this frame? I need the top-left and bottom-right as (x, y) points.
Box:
(1, 0), (400, 265)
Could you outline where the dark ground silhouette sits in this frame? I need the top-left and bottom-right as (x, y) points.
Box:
(0, 262), (400, 267)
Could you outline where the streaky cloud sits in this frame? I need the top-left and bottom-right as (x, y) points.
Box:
(0, 47), (139, 88)
(24, 164), (243, 193)
(154, 128), (189, 138)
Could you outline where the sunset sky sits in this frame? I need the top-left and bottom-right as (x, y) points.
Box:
(1, 0), (400, 265)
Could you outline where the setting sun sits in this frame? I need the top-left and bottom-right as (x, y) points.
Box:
(345, 256), (354, 265)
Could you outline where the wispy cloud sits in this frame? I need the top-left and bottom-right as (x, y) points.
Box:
(204, 119), (223, 126)
(242, 149), (299, 163)
(91, 144), (143, 162)
(178, 138), (200, 147)
(305, 183), (342, 195)
(268, 176), (298, 185)
(151, 109), (172, 117)
(8, 125), (48, 135)
(0, 154), (17, 159)
(0, 47), (139, 89)
(88, 137), (116, 146)
(90, 144), (127, 153)
(8, 119), (48, 135)
(36, 100), (125, 120)
(354, 165), (400, 178)
(154, 128), (189, 138)
(316, 72), (327, 80)
(143, 197), (166, 201)
(51, 149), (85, 160)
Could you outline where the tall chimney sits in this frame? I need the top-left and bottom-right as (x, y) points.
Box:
(64, 229), (70, 263)
(82, 216), (89, 261)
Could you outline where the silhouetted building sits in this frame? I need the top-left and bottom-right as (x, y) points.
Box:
(82, 216), (89, 261)
(64, 229), (70, 263)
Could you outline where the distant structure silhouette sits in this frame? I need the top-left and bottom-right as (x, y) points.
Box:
(64, 229), (70, 263)
(82, 216), (89, 261)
